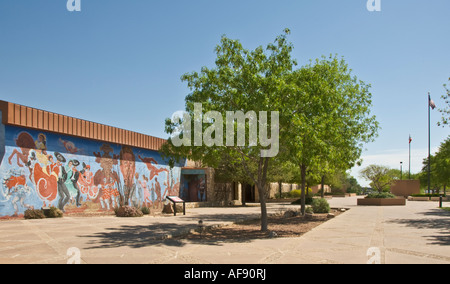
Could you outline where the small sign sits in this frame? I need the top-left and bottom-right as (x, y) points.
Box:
(167, 196), (184, 203)
(166, 196), (186, 216)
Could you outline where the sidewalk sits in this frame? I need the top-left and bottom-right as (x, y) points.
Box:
(0, 197), (449, 264)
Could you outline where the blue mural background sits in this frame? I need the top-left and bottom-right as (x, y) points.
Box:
(0, 125), (185, 218)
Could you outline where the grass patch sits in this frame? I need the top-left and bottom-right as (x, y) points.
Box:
(440, 207), (450, 212)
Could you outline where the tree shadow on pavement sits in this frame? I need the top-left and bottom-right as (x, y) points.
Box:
(80, 223), (194, 249)
(80, 216), (258, 250)
(387, 208), (450, 246)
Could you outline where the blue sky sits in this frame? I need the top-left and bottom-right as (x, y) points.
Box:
(0, 0), (449, 186)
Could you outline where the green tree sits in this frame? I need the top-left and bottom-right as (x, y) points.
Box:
(345, 175), (363, 194)
(435, 137), (450, 195)
(163, 29), (296, 232)
(420, 136), (450, 194)
(282, 56), (379, 214)
(360, 165), (395, 193)
(267, 159), (297, 199)
(438, 78), (450, 127)
(419, 156), (440, 194)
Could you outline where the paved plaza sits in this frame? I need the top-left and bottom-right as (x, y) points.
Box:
(0, 197), (449, 264)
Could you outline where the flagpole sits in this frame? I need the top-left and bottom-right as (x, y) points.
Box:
(428, 92), (431, 194)
(409, 135), (411, 180)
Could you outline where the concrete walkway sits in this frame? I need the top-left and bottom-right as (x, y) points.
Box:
(0, 197), (449, 264)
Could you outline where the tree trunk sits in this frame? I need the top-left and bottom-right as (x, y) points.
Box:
(242, 184), (246, 206)
(300, 164), (307, 215)
(237, 153), (270, 232)
(257, 183), (268, 232)
(321, 175), (325, 198)
(278, 181), (282, 199)
(258, 157), (270, 232)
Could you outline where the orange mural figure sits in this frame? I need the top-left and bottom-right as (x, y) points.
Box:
(8, 132), (35, 168)
(77, 164), (98, 200)
(138, 155), (169, 181)
(154, 177), (162, 208)
(58, 138), (81, 154)
(163, 174), (180, 198)
(28, 152), (60, 207)
(99, 177), (118, 210)
(93, 144), (120, 206)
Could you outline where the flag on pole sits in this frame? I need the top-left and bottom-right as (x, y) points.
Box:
(429, 96), (436, 110)
(409, 135), (412, 144)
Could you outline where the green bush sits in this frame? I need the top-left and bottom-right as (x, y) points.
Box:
(291, 195), (314, 205)
(24, 209), (46, 219)
(115, 206), (144, 217)
(311, 198), (330, 214)
(367, 192), (396, 199)
(305, 206), (314, 214)
(286, 188), (312, 198)
(141, 206), (150, 215)
(43, 207), (63, 218)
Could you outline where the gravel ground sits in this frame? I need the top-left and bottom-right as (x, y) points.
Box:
(176, 208), (345, 241)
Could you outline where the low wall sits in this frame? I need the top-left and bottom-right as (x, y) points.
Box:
(357, 198), (406, 206)
(407, 196), (450, 201)
(408, 196), (430, 201)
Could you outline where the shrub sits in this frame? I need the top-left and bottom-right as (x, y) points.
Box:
(311, 198), (330, 214)
(305, 206), (314, 214)
(115, 206), (144, 217)
(291, 195), (314, 205)
(286, 188), (312, 198)
(44, 207), (63, 218)
(366, 192), (396, 199)
(24, 209), (46, 219)
(141, 206), (150, 215)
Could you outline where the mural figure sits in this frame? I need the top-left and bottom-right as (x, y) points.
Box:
(138, 155), (169, 181)
(28, 150), (59, 207)
(8, 132), (36, 181)
(154, 177), (162, 208)
(59, 138), (81, 154)
(1, 169), (33, 216)
(198, 177), (206, 201)
(180, 174), (206, 202)
(55, 152), (71, 212)
(0, 126), (185, 218)
(64, 160), (81, 207)
(139, 175), (152, 207)
(163, 169), (180, 197)
(35, 133), (47, 154)
(93, 144), (121, 205)
(77, 164), (98, 201)
(99, 177), (119, 210)
(120, 146), (136, 206)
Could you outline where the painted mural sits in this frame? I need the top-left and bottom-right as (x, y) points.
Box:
(0, 125), (185, 218)
(180, 173), (206, 202)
